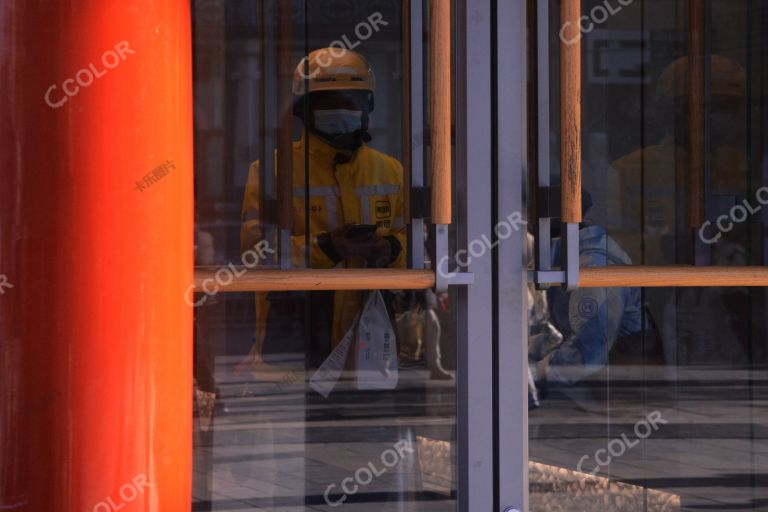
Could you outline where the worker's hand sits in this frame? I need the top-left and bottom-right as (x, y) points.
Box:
(364, 236), (393, 268)
(329, 224), (374, 258)
(325, 224), (394, 267)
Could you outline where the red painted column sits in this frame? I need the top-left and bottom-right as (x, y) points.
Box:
(0, 2), (193, 511)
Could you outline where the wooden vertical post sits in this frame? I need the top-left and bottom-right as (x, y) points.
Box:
(560, 0), (582, 224)
(430, 0), (452, 225)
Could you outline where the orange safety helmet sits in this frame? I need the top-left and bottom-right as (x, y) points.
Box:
(657, 54), (746, 99)
(292, 47), (376, 111)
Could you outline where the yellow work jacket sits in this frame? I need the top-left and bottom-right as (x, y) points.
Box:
(240, 132), (407, 350)
(610, 137), (746, 264)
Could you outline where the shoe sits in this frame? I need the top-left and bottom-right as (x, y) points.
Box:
(429, 367), (453, 380)
(533, 356), (550, 400)
(528, 389), (540, 410)
(528, 364), (540, 410)
(195, 389), (216, 433)
(529, 322), (564, 362)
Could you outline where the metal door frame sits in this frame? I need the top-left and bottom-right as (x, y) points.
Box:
(456, 0), (495, 510)
(494, 0), (529, 509)
(457, 0), (528, 510)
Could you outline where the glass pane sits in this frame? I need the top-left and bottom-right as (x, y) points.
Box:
(191, 1), (458, 510)
(529, 0), (768, 509)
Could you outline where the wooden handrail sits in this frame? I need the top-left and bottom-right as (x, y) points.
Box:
(560, 0), (582, 224)
(202, 266), (768, 291)
(430, 0), (452, 225)
(193, 268), (436, 292)
(277, 0), (294, 230)
(688, 0), (705, 229)
(580, 266), (768, 287)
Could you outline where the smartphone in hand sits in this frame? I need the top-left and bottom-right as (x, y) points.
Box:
(344, 224), (378, 239)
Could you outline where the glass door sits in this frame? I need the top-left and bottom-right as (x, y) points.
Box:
(189, 1), (495, 510)
(517, 0), (768, 510)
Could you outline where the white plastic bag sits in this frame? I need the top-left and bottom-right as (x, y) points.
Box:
(355, 290), (398, 390)
(309, 313), (357, 398)
(309, 291), (398, 397)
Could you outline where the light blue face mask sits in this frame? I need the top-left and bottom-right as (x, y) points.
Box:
(313, 109), (363, 135)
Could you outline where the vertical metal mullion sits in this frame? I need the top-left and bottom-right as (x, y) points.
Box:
(303, 1), (309, 269)
(259, 0), (269, 198)
(262, 0), (278, 256)
(497, 0), (528, 509)
(693, 0), (713, 265)
(535, 0), (551, 275)
(702, 0), (713, 264)
(277, 0), (295, 269)
(456, 0), (494, 510)
(410, 0), (426, 269)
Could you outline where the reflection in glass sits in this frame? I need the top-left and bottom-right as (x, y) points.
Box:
(191, 1), (458, 510)
(529, 1), (768, 510)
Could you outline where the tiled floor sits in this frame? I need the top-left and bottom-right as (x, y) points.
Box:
(193, 355), (457, 511)
(193, 358), (768, 511)
(530, 365), (768, 511)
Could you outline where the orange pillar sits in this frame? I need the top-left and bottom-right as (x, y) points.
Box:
(0, 2), (193, 511)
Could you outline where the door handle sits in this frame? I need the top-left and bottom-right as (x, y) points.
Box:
(533, 0), (581, 291)
(532, 0), (759, 289)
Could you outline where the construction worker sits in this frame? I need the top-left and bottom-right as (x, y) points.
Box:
(239, 48), (407, 373)
(606, 54), (750, 367)
(607, 55), (748, 264)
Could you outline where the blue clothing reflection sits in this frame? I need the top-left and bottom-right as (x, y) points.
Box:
(546, 225), (643, 385)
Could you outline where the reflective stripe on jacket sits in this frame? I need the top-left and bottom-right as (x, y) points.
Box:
(240, 132), (407, 349)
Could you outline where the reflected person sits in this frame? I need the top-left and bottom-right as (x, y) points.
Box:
(239, 48), (407, 372)
(608, 55), (747, 263)
(533, 190), (644, 391)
